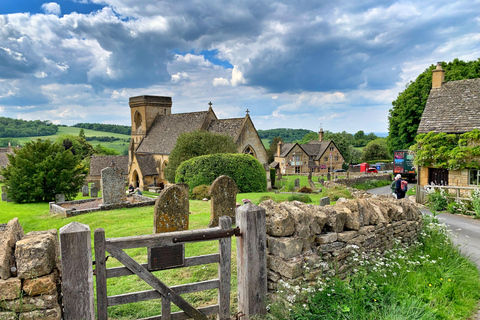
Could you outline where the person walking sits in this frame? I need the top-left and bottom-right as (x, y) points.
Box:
(395, 174), (407, 199)
(391, 174), (400, 198)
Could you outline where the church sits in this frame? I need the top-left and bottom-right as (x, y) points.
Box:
(127, 95), (268, 190)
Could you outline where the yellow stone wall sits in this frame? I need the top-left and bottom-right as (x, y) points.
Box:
(237, 117), (268, 165)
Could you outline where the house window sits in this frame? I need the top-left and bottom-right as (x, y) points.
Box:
(330, 146), (334, 151)
(324, 157), (328, 161)
(335, 156), (339, 161)
(309, 156), (314, 161)
(469, 169), (480, 185)
(310, 168), (316, 173)
(295, 166), (301, 174)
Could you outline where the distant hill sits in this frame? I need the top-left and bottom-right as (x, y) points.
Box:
(0, 117), (58, 138)
(72, 123), (131, 135)
(257, 128), (315, 144)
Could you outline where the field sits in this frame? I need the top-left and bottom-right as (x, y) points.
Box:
(11, 126), (131, 154)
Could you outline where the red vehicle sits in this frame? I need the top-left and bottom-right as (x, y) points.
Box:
(366, 167), (378, 173)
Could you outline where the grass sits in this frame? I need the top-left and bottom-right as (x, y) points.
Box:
(352, 179), (392, 190)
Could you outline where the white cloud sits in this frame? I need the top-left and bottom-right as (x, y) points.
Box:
(41, 2), (61, 16)
(213, 77), (230, 86)
(171, 72), (190, 84)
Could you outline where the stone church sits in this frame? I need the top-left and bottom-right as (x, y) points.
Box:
(128, 95), (268, 190)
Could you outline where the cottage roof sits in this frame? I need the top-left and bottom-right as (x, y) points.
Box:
(278, 143), (295, 157)
(136, 111), (211, 154)
(206, 118), (245, 140)
(136, 154), (158, 176)
(418, 78), (480, 134)
(90, 155), (129, 177)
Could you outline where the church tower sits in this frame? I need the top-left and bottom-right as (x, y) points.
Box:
(129, 95), (172, 148)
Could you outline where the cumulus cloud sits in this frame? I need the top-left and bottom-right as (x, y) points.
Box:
(213, 77), (229, 86)
(42, 2), (61, 16)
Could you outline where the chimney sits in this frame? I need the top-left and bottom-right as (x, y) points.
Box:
(277, 141), (282, 158)
(432, 62), (445, 89)
(319, 128), (324, 142)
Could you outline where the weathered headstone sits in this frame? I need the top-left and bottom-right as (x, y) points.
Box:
(1, 193), (6, 201)
(319, 178), (325, 186)
(308, 171), (312, 181)
(55, 194), (65, 203)
(308, 180), (316, 190)
(1, 186), (6, 193)
(266, 170), (272, 191)
(101, 167), (127, 205)
(154, 185), (189, 233)
(347, 171), (350, 178)
(91, 182), (99, 190)
(90, 186), (99, 198)
(294, 178), (300, 189)
(319, 197), (330, 206)
(82, 185), (89, 197)
(208, 175), (239, 228)
(327, 172), (331, 181)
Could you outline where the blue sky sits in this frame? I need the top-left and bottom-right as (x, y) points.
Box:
(0, 0), (479, 134)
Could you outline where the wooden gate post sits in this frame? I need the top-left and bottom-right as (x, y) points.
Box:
(236, 203), (267, 319)
(59, 222), (95, 320)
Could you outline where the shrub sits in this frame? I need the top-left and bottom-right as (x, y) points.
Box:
(175, 153), (267, 193)
(325, 185), (352, 201)
(298, 186), (312, 193)
(287, 194), (312, 203)
(427, 190), (448, 211)
(190, 185), (210, 200)
(259, 195), (275, 203)
(270, 168), (276, 187)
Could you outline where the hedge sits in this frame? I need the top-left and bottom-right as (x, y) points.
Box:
(175, 153), (267, 193)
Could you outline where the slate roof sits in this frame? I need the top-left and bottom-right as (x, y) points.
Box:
(136, 154), (158, 176)
(136, 111), (210, 154)
(207, 118), (244, 139)
(277, 141), (333, 160)
(418, 78), (480, 134)
(90, 155), (129, 177)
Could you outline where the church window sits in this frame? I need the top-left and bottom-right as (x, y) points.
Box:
(244, 146), (256, 157)
(134, 111), (142, 130)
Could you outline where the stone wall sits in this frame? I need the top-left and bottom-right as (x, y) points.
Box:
(260, 196), (422, 295)
(324, 173), (391, 188)
(0, 218), (62, 320)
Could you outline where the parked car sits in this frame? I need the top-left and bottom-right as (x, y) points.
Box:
(366, 168), (378, 173)
(334, 169), (346, 173)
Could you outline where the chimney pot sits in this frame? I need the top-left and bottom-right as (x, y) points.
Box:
(432, 62), (445, 89)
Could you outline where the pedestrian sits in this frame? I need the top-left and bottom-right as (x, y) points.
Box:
(395, 175), (407, 199)
(135, 187), (142, 196)
(128, 184), (135, 195)
(391, 174), (400, 198)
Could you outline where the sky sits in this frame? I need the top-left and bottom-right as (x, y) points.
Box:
(0, 0), (479, 134)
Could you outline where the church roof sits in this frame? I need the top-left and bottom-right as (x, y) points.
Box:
(0, 153), (10, 168)
(136, 154), (158, 176)
(90, 155), (128, 177)
(136, 111), (210, 154)
(207, 118), (245, 140)
(418, 78), (480, 134)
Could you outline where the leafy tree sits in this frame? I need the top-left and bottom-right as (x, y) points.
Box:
(297, 132), (319, 144)
(266, 136), (283, 163)
(258, 128), (314, 143)
(388, 58), (480, 152)
(361, 139), (389, 161)
(1, 139), (87, 202)
(79, 128), (86, 139)
(346, 145), (362, 164)
(164, 130), (238, 183)
(0, 138), (21, 148)
(72, 123), (131, 135)
(0, 117), (58, 138)
(94, 144), (119, 155)
(56, 135), (95, 160)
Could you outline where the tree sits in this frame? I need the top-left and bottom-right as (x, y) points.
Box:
(79, 128), (86, 139)
(56, 135), (94, 160)
(388, 58), (480, 152)
(361, 139), (389, 162)
(164, 130), (238, 183)
(266, 136), (283, 163)
(1, 139), (87, 202)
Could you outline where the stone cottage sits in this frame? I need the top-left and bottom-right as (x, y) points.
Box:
(128, 95), (268, 190)
(272, 128), (345, 174)
(417, 63), (480, 187)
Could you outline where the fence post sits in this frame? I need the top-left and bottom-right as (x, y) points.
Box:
(218, 216), (232, 320)
(236, 203), (267, 319)
(60, 222), (95, 320)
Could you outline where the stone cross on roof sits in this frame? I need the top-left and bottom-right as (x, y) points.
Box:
(246, 109), (250, 115)
(208, 101), (212, 107)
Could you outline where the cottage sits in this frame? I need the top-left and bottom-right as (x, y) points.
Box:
(128, 95), (268, 190)
(272, 129), (344, 174)
(417, 63), (480, 187)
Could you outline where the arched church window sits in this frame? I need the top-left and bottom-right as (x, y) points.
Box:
(243, 145), (256, 158)
(134, 111), (142, 130)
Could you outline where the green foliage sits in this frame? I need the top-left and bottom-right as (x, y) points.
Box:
(352, 179), (392, 190)
(56, 134), (95, 160)
(270, 168), (276, 187)
(427, 190), (448, 212)
(471, 189), (480, 219)
(176, 153), (267, 193)
(73, 123), (131, 135)
(361, 138), (389, 161)
(94, 144), (119, 155)
(258, 128), (314, 143)
(190, 185), (211, 200)
(0, 138), (21, 147)
(79, 128), (86, 139)
(0, 117), (58, 137)
(324, 185), (352, 201)
(1, 139), (87, 202)
(411, 129), (480, 170)
(165, 130), (238, 183)
(287, 194), (312, 203)
(388, 58), (480, 153)
(266, 137), (282, 163)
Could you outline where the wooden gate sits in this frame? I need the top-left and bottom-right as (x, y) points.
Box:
(94, 216), (238, 320)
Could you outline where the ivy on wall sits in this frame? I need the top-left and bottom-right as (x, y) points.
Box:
(411, 129), (480, 170)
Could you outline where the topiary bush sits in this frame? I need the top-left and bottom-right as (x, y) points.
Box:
(175, 153), (267, 193)
(190, 185), (211, 200)
(287, 194), (312, 203)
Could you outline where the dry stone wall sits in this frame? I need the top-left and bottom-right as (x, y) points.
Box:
(0, 219), (62, 320)
(324, 173), (391, 188)
(260, 195), (422, 295)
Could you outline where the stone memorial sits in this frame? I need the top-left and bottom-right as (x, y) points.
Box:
(327, 172), (331, 181)
(1, 185), (5, 193)
(308, 180), (316, 190)
(319, 197), (330, 206)
(208, 175), (238, 227)
(308, 171), (312, 181)
(1, 193), (6, 202)
(90, 186), (99, 198)
(81, 185), (89, 197)
(294, 178), (300, 189)
(55, 194), (65, 203)
(154, 184), (189, 233)
(101, 167), (127, 205)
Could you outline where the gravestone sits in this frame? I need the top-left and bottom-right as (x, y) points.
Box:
(308, 180), (316, 190)
(91, 182), (99, 190)
(266, 170), (272, 191)
(90, 186), (99, 198)
(327, 172), (331, 181)
(294, 178), (300, 189)
(1, 186), (5, 193)
(319, 178), (325, 186)
(81, 185), (89, 197)
(101, 167), (127, 205)
(208, 175), (239, 228)
(1, 193), (6, 201)
(55, 194), (65, 203)
(308, 171), (312, 181)
(154, 185), (189, 233)
(319, 197), (330, 206)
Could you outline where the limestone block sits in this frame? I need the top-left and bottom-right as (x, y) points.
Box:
(290, 202), (327, 236)
(267, 255), (303, 279)
(0, 277), (21, 300)
(1, 293), (59, 312)
(319, 242), (346, 254)
(23, 271), (57, 296)
(267, 237), (303, 259)
(259, 200), (295, 237)
(359, 225), (375, 235)
(15, 233), (57, 279)
(19, 307), (62, 320)
(267, 270), (281, 282)
(323, 206), (346, 233)
(304, 254), (324, 269)
(315, 232), (337, 244)
(0, 312), (16, 320)
(319, 197), (330, 206)
(337, 230), (359, 242)
(347, 235), (366, 246)
(0, 218), (24, 280)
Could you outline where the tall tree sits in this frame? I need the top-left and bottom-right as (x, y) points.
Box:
(1, 139), (87, 202)
(388, 58), (480, 152)
(266, 136), (283, 163)
(361, 138), (389, 161)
